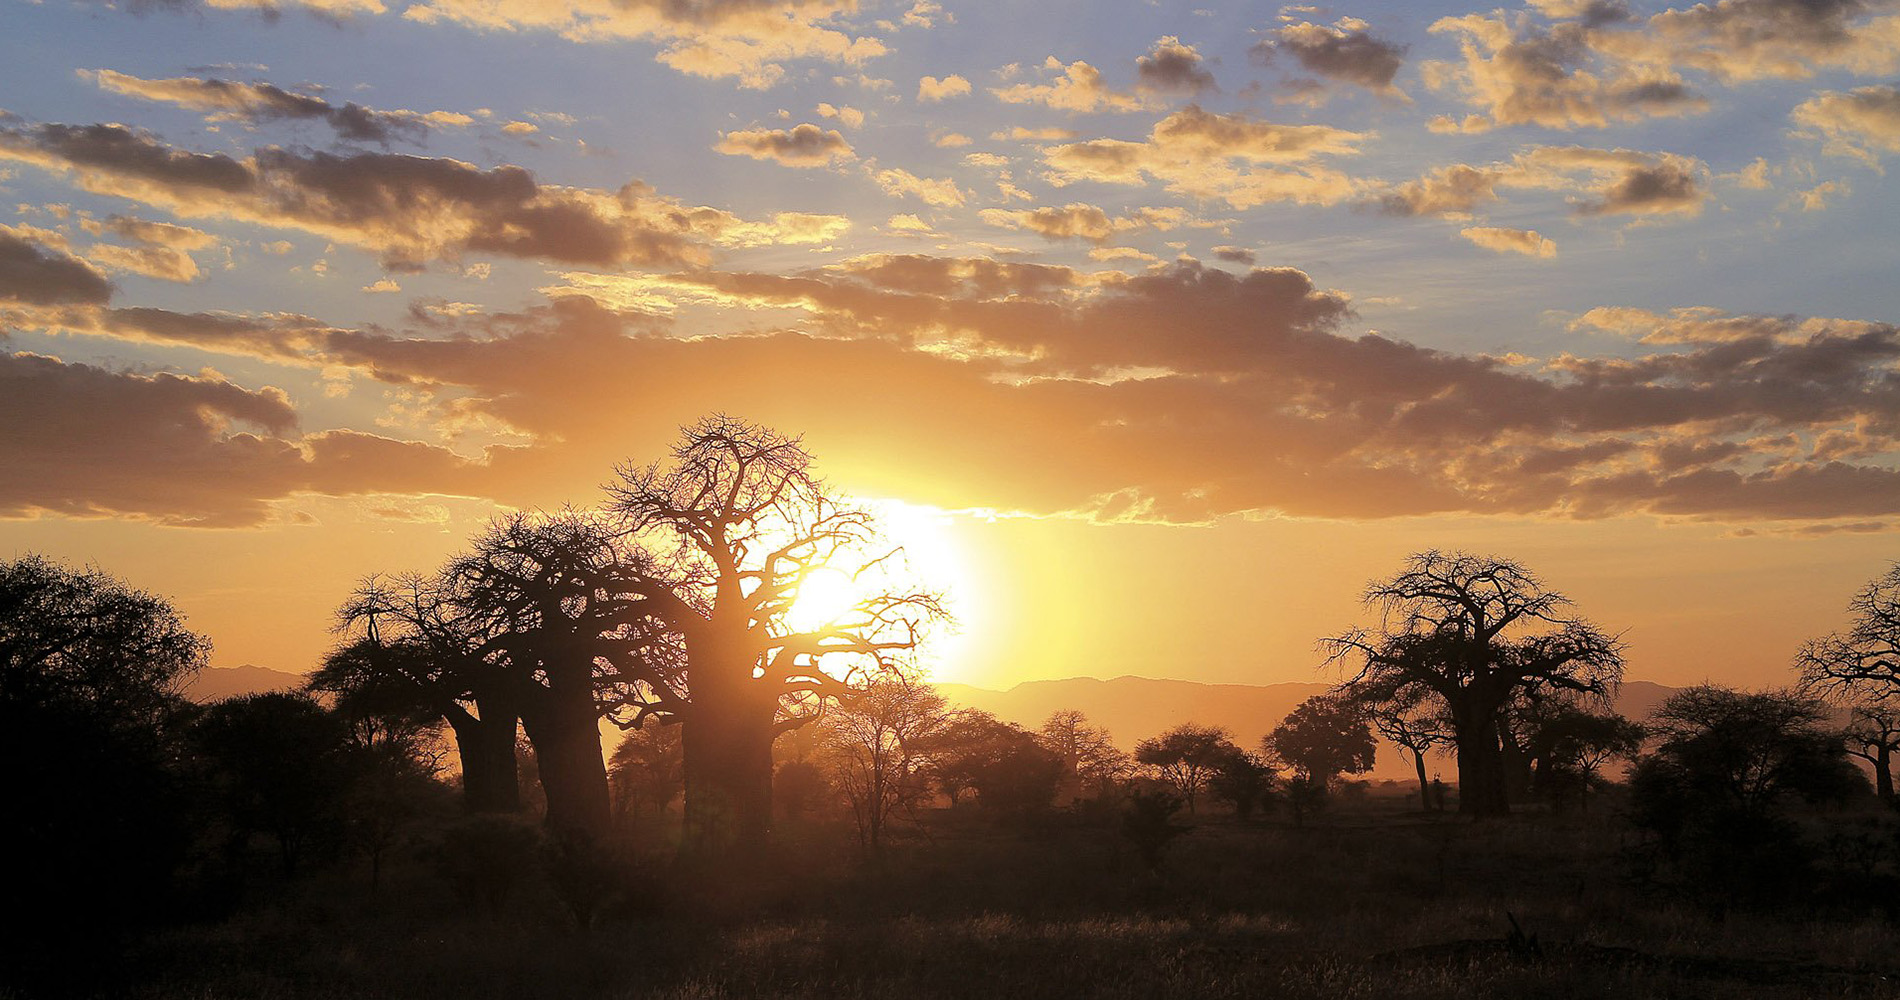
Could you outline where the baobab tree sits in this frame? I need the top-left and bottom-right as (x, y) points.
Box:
(603, 416), (943, 857)
(319, 573), (525, 816)
(445, 510), (680, 841)
(1322, 551), (1624, 817)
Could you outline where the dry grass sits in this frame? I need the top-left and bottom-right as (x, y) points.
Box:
(109, 796), (1900, 1000)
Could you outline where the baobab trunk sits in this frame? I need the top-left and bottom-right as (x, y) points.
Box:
(1453, 711), (1511, 817)
(680, 676), (777, 858)
(448, 705), (523, 814)
(522, 703), (611, 840)
(1879, 744), (1894, 802)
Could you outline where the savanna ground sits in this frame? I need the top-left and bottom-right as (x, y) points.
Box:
(85, 789), (1900, 1000)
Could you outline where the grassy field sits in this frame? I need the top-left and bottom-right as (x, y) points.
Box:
(97, 793), (1900, 1000)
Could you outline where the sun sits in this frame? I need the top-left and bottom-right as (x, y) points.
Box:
(786, 566), (862, 632)
(780, 497), (986, 682)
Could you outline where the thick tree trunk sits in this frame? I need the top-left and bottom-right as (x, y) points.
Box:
(680, 681), (776, 858)
(1879, 744), (1894, 802)
(449, 703), (522, 814)
(1413, 750), (1431, 812)
(523, 706), (610, 840)
(1453, 710), (1511, 817)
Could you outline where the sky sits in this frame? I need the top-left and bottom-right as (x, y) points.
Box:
(2, 0), (1898, 691)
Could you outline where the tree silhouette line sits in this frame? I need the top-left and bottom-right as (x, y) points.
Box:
(7, 415), (1900, 989)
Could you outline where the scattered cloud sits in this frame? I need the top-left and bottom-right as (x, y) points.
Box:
(715, 123), (855, 167)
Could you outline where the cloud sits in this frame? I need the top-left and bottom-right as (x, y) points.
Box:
(816, 102), (865, 128)
(1792, 85), (1900, 167)
(0, 227), (112, 305)
(1460, 226), (1557, 257)
(86, 243), (202, 282)
(1604, 0), (1900, 84)
(80, 68), (459, 144)
(1423, 11), (1707, 131)
(1522, 145), (1709, 216)
(1134, 36), (1218, 96)
(992, 57), (1148, 113)
(1373, 164), (1504, 218)
(0, 351), (487, 526)
(978, 204), (1116, 242)
(977, 203), (1199, 243)
(1041, 105), (1364, 208)
(399, 0), (887, 90)
(872, 167), (965, 207)
(1255, 19), (1408, 96)
(917, 74), (971, 102)
(1211, 245), (1256, 264)
(715, 123), (855, 167)
(0, 120), (826, 269)
(82, 214), (218, 250)
(1374, 146), (1709, 221)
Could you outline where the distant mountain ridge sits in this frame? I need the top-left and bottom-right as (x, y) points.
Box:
(185, 664), (307, 703)
(937, 674), (1680, 782)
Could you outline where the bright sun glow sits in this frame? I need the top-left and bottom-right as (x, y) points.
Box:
(781, 498), (984, 684)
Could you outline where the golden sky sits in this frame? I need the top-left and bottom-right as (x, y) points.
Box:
(3, 0), (1898, 689)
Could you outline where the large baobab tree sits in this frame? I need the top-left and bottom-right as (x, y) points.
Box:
(1322, 551), (1624, 817)
(319, 573), (525, 816)
(603, 416), (942, 857)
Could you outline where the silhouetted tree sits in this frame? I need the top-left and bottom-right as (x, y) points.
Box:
(321, 574), (523, 815)
(1323, 551), (1624, 816)
(1038, 709), (1130, 804)
(603, 417), (942, 857)
(1267, 694), (1376, 786)
(1517, 698), (1644, 812)
(0, 555), (207, 969)
(446, 510), (676, 841)
(1629, 686), (1866, 903)
(928, 711), (1062, 818)
(1121, 790), (1191, 872)
(1208, 749), (1275, 820)
(609, 722), (686, 834)
(1361, 689), (1455, 811)
(0, 554), (206, 722)
(1796, 562), (1900, 701)
(1796, 562), (1900, 800)
(194, 692), (352, 874)
(1263, 695), (1374, 827)
(1632, 686), (1864, 836)
(818, 673), (950, 853)
(1841, 701), (1900, 803)
(1135, 723), (1239, 814)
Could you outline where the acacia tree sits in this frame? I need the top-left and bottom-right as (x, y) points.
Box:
(818, 673), (950, 853)
(603, 417), (942, 857)
(1135, 723), (1239, 814)
(1323, 551), (1624, 817)
(1360, 688), (1455, 811)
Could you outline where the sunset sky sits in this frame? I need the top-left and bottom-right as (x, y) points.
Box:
(3, 0), (1898, 691)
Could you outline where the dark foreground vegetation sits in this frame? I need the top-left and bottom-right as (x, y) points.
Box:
(9, 418), (1900, 998)
(88, 794), (1900, 1000)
